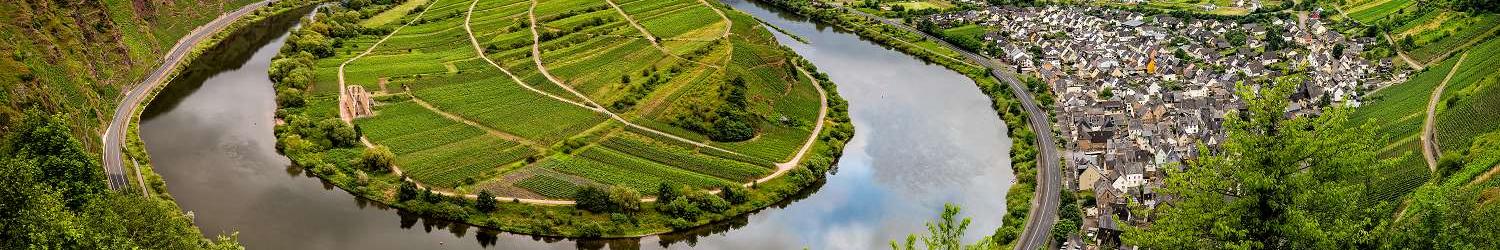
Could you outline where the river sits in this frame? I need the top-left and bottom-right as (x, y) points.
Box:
(140, 1), (1012, 249)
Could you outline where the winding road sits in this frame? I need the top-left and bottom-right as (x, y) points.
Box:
(102, 1), (271, 193)
(835, 7), (1062, 250)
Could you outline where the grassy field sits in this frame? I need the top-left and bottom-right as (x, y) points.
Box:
(362, 0), (434, 27)
(1348, 0), (1415, 24)
(316, 0), (824, 197)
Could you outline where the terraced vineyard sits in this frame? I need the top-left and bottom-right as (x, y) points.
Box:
(1345, 0), (1500, 64)
(1434, 39), (1500, 152)
(311, 0), (827, 200)
(1349, 55), (1455, 204)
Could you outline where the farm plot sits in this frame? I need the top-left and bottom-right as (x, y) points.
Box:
(600, 132), (771, 181)
(361, 0), (433, 28)
(515, 173), (584, 198)
(577, 146), (737, 188)
(412, 67), (606, 144)
(1348, 0), (1414, 24)
(1405, 14), (1500, 62)
(636, 3), (726, 41)
(1434, 39), (1500, 151)
(539, 155), (670, 195)
(400, 137), (534, 187)
(357, 101), (488, 155)
(357, 101), (536, 188)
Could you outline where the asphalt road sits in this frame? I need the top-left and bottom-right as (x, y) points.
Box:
(102, 1), (270, 192)
(836, 7), (1062, 250)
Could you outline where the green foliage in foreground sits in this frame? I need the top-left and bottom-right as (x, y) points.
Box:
(1377, 131), (1500, 249)
(1124, 77), (1393, 249)
(890, 203), (998, 250)
(0, 111), (242, 249)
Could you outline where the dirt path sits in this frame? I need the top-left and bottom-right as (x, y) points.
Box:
(525, 0), (748, 158)
(338, 0), (438, 124)
(752, 65), (829, 186)
(460, 0), (590, 109)
(695, 0), (733, 39)
(1384, 32), (1426, 71)
(603, 0), (720, 69)
(409, 97), (543, 149)
(1468, 164), (1500, 188)
(1422, 52), (1466, 171)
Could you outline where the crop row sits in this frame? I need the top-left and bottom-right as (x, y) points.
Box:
(601, 132), (770, 181)
(639, 5), (723, 40)
(516, 174), (583, 199)
(712, 124), (808, 163)
(1349, 0), (1413, 24)
(577, 146), (736, 188)
(412, 70), (606, 144)
(1361, 156), (1430, 205)
(401, 137), (533, 187)
(540, 155), (665, 195)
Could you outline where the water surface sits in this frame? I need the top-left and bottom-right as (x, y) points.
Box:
(141, 2), (1012, 249)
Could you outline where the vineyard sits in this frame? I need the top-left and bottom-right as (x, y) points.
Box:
(1347, 0), (1500, 64)
(1346, 47), (1459, 204)
(1434, 39), (1500, 152)
(515, 174), (583, 198)
(308, 0), (827, 198)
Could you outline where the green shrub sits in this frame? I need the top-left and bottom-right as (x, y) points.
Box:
(359, 145), (396, 173)
(476, 190), (497, 213)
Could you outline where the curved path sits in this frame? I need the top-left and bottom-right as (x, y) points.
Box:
(523, 0), (759, 161)
(835, 7), (1061, 250)
(602, 0), (721, 69)
(103, 1), (271, 193)
(1421, 52), (1466, 171)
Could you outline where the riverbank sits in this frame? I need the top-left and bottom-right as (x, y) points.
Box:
(750, 0), (1056, 247)
(121, 0), (324, 201)
(261, 1), (855, 238)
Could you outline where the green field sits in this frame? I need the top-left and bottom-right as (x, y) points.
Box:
(311, 0), (824, 197)
(1348, 0), (1415, 24)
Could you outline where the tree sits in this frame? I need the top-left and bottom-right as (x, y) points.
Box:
(607, 185), (642, 213)
(327, 123), (358, 148)
(276, 88), (306, 108)
(657, 182), (681, 206)
(398, 181), (420, 201)
(890, 203), (996, 250)
(720, 185), (749, 205)
(476, 190), (497, 213)
(360, 146), (396, 173)
(0, 110), (241, 249)
(574, 186), (613, 213)
(1123, 77), (1389, 249)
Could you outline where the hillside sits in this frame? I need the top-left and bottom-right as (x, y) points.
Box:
(0, 0), (262, 150)
(1338, 0), (1500, 203)
(0, 0), (268, 248)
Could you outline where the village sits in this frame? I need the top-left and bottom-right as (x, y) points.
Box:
(921, 4), (1400, 249)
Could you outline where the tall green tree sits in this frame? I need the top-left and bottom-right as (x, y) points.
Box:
(1123, 77), (1390, 249)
